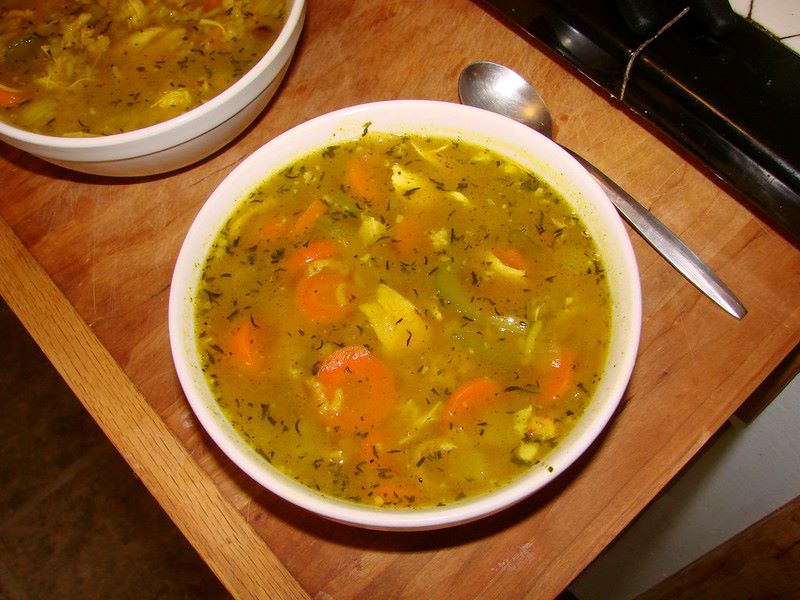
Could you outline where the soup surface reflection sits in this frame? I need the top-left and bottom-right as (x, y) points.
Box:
(0, 0), (286, 135)
(194, 131), (612, 508)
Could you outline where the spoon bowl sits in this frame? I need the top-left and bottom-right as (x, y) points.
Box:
(459, 62), (553, 137)
(458, 61), (746, 319)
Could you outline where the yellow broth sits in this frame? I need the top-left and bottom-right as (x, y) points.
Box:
(0, 0), (286, 135)
(194, 131), (612, 508)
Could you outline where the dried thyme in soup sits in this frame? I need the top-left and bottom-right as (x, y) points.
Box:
(194, 131), (612, 508)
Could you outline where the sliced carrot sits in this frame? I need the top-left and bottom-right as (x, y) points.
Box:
(356, 427), (395, 472)
(286, 238), (341, 278)
(295, 268), (354, 323)
(493, 246), (530, 273)
(345, 154), (378, 200)
(444, 377), (502, 424)
(258, 214), (289, 243)
(316, 345), (396, 431)
(538, 347), (574, 404)
(203, 0), (223, 11)
(0, 85), (28, 108)
(291, 198), (327, 236)
(392, 214), (428, 259)
(228, 319), (269, 368)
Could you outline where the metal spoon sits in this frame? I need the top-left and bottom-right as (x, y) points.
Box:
(458, 61), (746, 319)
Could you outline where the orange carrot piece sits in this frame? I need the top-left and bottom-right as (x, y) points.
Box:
(228, 319), (268, 368)
(291, 198), (327, 235)
(286, 238), (341, 278)
(445, 377), (502, 423)
(493, 246), (530, 273)
(539, 347), (574, 403)
(0, 86), (28, 107)
(295, 269), (354, 323)
(345, 155), (378, 200)
(392, 214), (428, 259)
(258, 215), (289, 242)
(203, 0), (223, 11)
(316, 345), (396, 431)
(357, 427), (394, 470)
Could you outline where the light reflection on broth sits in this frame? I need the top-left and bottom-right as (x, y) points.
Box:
(194, 131), (612, 508)
(0, 0), (286, 135)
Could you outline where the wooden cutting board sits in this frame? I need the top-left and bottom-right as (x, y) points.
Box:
(1, 1), (798, 598)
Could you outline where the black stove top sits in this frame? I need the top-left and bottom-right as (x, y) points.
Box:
(476, 0), (800, 246)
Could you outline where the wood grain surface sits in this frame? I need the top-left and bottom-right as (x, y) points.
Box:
(0, 215), (309, 600)
(1, 1), (799, 598)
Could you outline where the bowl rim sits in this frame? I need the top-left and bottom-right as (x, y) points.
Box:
(168, 99), (642, 530)
(0, 0), (306, 149)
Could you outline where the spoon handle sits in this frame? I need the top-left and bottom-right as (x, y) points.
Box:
(563, 147), (747, 319)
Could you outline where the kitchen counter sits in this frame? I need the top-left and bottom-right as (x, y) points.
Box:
(1, 1), (798, 598)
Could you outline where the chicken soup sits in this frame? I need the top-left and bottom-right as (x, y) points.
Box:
(0, 0), (286, 135)
(194, 130), (612, 508)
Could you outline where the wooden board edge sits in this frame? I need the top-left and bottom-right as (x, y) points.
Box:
(0, 215), (309, 600)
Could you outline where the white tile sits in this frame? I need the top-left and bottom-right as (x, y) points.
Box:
(730, 0), (800, 53)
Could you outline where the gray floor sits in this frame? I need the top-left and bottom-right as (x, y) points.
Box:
(0, 298), (231, 600)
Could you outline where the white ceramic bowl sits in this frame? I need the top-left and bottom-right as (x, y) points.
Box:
(0, 0), (305, 177)
(169, 100), (642, 530)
